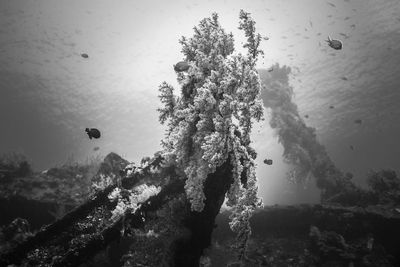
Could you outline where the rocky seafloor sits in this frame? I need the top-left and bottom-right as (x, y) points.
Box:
(1, 153), (399, 267)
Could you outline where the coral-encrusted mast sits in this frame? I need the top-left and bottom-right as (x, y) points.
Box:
(158, 10), (265, 262)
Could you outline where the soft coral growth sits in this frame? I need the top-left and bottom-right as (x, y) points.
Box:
(157, 10), (265, 261)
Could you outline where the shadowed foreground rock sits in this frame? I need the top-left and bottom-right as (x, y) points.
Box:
(2, 153), (400, 267)
(213, 204), (400, 266)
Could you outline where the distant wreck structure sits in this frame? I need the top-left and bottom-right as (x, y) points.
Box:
(259, 65), (359, 204)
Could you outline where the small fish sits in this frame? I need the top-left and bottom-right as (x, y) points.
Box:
(350, 24), (356, 29)
(339, 32), (349, 39)
(317, 32), (322, 36)
(93, 146), (100, 151)
(85, 128), (101, 139)
(350, 145), (354, 150)
(304, 114), (309, 118)
(309, 20), (313, 28)
(344, 16), (350, 20)
(173, 61), (190, 72)
(330, 105), (335, 109)
(81, 53), (89, 58)
(326, 36), (343, 50)
(354, 119), (362, 124)
(264, 159), (273, 165)
(268, 67), (274, 72)
(263, 36), (270, 41)
(327, 2), (336, 7)
(341, 76), (348, 81)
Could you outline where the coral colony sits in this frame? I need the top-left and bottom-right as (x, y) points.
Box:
(157, 10), (264, 259)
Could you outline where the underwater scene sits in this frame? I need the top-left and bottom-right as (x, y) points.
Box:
(1, 0), (400, 266)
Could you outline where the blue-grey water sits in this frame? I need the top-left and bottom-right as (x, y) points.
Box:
(1, 0), (399, 205)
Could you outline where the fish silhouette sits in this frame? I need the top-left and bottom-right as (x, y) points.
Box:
(174, 61), (190, 72)
(85, 128), (101, 139)
(326, 36), (343, 50)
(264, 159), (273, 165)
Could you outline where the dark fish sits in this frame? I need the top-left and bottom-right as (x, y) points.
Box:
(326, 36), (343, 50)
(309, 20), (313, 28)
(305, 114), (309, 118)
(329, 105), (334, 109)
(264, 159), (273, 165)
(85, 128), (101, 139)
(327, 2), (336, 7)
(354, 119), (362, 124)
(81, 53), (89, 58)
(344, 16), (350, 20)
(268, 67), (274, 72)
(349, 145), (354, 150)
(341, 76), (348, 81)
(263, 36), (270, 41)
(174, 61), (190, 72)
(93, 146), (100, 151)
